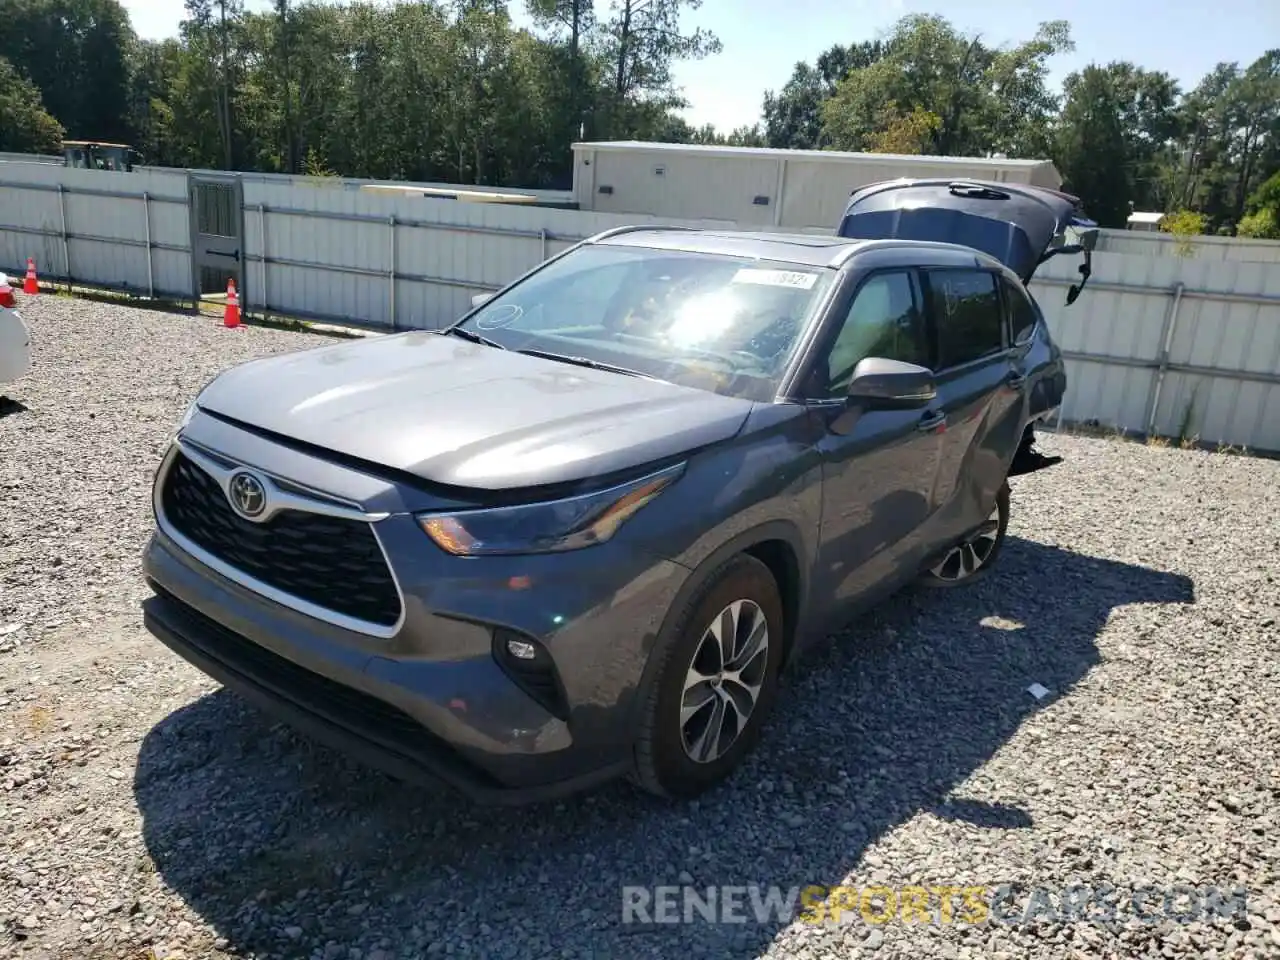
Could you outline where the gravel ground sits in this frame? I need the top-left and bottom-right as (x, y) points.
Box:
(1, 294), (1278, 960)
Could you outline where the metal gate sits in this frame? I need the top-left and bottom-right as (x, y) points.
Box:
(188, 173), (245, 303)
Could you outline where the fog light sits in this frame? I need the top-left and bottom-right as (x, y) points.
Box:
(506, 638), (538, 660)
(492, 628), (569, 721)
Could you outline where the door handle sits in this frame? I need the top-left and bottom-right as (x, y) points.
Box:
(917, 411), (947, 433)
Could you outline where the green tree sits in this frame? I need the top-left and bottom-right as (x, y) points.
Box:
(865, 103), (941, 154)
(1224, 51), (1280, 226)
(687, 122), (766, 146)
(182, 0), (246, 169)
(1237, 170), (1280, 238)
(1106, 64), (1183, 211)
(285, 3), (354, 176)
(126, 39), (185, 166)
(820, 16), (1071, 157)
(1054, 65), (1132, 227)
(598, 0), (721, 136)
(1160, 209), (1208, 256)
(274, 0), (296, 173)
(1050, 61), (1184, 221)
(761, 41), (887, 149)
(525, 0), (593, 139)
(0, 56), (65, 153)
(0, 0), (136, 142)
(983, 20), (1074, 157)
(1175, 52), (1280, 233)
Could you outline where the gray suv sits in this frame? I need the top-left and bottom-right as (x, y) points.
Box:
(142, 206), (1070, 805)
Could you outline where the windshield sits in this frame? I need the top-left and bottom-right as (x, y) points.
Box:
(454, 243), (836, 401)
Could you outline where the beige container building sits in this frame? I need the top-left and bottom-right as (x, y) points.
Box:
(570, 141), (1064, 233)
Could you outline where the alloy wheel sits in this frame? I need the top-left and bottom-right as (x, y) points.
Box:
(679, 599), (770, 764)
(930, 504), (1002, 582)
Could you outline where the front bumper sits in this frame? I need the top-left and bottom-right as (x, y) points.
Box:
(142, 576), (629, 805)
(140, 418), (691, 805)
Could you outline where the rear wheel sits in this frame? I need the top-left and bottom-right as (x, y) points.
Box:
(920, 482), (1010, 588)
(632, 554), (784, 799)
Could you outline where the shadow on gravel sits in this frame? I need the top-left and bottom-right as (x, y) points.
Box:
(0, 396), (28, 418)
(134, 536), (1194, 959)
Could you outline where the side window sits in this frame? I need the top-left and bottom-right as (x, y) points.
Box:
(1002, 277), (1039, 345)
(822, 271), (929, 398)
(926, 269), (1005, 369)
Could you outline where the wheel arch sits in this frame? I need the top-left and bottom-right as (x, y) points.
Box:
(627, 520), (809, 738)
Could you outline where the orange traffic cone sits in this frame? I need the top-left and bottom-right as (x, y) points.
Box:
(223, 278), (241, 328)
(23, 258), (38, 295)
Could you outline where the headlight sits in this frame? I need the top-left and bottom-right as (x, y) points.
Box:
(417, 463), (685, 556)
(177, 397), (199, 433)
(174, 376), (220, 438)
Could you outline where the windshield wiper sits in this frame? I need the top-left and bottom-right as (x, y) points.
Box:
(442, 326), (507, 350)
(515, 348), (654, 379)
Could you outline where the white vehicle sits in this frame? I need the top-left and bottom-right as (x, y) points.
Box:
(0, 273), (33, 389)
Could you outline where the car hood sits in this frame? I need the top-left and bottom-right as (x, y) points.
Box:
(195, 331), (755, 490)
(836, 178), (1097, 284)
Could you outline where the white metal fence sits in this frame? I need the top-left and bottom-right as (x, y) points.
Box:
(2, 160), (1278, 453)
(0, 162), (191, 299)
(1030, 252), (1280, 452)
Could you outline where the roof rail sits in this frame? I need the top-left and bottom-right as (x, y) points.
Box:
(585, 223), (702, 243)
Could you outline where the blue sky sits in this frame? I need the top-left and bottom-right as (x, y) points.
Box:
(120, 0), (1278, 133)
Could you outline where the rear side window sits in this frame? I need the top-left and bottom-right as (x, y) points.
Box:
(1002, 277), (1039, 344)
(926, 270), (1004, 369)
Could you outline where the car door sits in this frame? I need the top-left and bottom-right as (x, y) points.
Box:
(922, 267), (1026, 545)
(999, 274), (1038, 428)
(807, 268), (947, 620)
(1001, 274), (1066, 425)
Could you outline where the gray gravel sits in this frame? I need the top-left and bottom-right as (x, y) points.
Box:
(1, 294), (1278, 960)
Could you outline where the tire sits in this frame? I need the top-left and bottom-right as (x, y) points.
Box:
(919, 481), (1010, 589)
(632, 553), (785, 800)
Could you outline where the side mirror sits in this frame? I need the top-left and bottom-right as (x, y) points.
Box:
(846, 357), (936, 408)
(471, 292), (494, 309)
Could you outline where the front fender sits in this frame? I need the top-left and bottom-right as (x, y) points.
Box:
(625, 518), (813, 740)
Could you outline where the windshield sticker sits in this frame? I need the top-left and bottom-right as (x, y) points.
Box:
(474, 303), (523, 330)
(731, 268), (819, 290)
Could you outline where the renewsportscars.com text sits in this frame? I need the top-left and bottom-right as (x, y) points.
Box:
(621, 883), (1250, 927)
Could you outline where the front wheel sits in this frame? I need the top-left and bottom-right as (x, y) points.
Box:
(632, 554), (785, 800)
(920, 482), (1010, 588)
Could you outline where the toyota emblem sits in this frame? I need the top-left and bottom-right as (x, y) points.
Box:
(228, 471), (267, 518)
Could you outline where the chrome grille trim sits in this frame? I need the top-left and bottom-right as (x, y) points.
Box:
(152, 438), (407, 639)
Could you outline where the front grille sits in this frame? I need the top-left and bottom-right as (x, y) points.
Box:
(160, 451), (402, 628)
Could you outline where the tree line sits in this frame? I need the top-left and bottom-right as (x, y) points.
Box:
(0, 1), (1277, 238)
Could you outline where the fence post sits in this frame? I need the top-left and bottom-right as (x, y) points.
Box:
(57, 184), (70, 291)
(142, 192), (154, 299)
(258, 203), (268, 319)
(388, 215), (397, 329)
(1145, 282), (1186, 437)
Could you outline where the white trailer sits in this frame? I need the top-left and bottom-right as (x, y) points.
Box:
(571, 141), (1063, 233)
